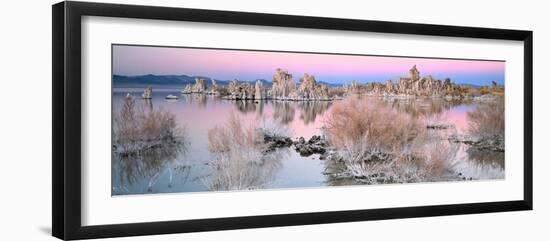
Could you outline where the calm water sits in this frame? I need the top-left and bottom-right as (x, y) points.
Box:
(111, 87), (503, 195)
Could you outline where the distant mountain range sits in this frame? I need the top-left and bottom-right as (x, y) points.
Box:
(113, 74), (221, 86)
(113, 74), (340, 87)
(112, 74), (484, 89)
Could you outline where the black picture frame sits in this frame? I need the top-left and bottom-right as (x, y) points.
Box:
(52, 1), (533, 240)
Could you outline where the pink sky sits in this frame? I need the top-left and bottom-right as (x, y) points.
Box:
(113, 45), (505, 85)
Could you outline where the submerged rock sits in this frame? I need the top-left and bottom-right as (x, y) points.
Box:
(293, 135), (327, 156)
(426, 124), (454, 130)
(263, 133), (293, 150)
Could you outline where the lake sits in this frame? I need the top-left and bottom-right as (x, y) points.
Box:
(111, 87), (504, 195)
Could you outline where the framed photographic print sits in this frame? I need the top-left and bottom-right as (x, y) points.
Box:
(52, 1), (533, 240)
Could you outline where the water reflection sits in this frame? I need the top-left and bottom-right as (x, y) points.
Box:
(234, 100), (258, 114)
(466, 147), (505, 168)
(272, 101), (331, 125)
(112, 141), (189, 194)
(112, 89), (504, 195)
(272, 101), (296, 124)
(321, 156), (359, 186)
(381, 97), (466, 117)
(255, 101), (264, 117)
(143, 98), (153, 111)
(181, 94), (207, 108)
(204, 149), (289, 191)
(112, 95), (190, 195)
(297, 101), (332, 125)
(228, 99), (332, 125)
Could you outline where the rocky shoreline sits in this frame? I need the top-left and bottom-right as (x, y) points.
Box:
(137, 65), (503, 103)
(262, 133), (329, 156)
(294, 135), (328, 156)
(260, 123), (504, 185)
(449, 134), (505, 152)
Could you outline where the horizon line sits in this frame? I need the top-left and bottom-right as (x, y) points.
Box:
(112, 73), (498, 86)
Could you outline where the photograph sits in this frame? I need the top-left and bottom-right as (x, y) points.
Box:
(111, 44), (506, 195)
(0, 0), (542, 240)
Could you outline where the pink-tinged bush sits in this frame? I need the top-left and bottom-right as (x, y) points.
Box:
(467, 97), (505, 138)
(207, 112), (264, 154)
(205, 112), (282, 191)
(113, 95), (183, 155)
(325, 96), (424, 153)
(324, 96), (461, 182)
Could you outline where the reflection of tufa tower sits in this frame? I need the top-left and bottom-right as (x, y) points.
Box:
(410, 65), (420, 82)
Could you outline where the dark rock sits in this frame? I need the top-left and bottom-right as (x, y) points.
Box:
(263, 134), (293, 150)
(475, 135), (505, 152)
(450, 134), (504, 152)
(308, 135), (322, 144)
(296, 144), (313, 156)
(310, 144), (326, 154)
(293, 135), (328, 156)
(426, 124), (452, 130)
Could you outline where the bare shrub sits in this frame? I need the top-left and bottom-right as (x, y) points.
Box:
(324, 96), (462, 183)
(403, 135), (460, 179)
(113, 95), (184, 155)
(325, 96), (424, 153)
(258, 117), (291, 139)
(205, 112), (282, 191)
(203, 148), (284, 191)
(207, 112), (263, 153)
(467, 97), (505, 138)
(140, 108), (177, 141)
(452, 159), (504, 180)
(113, 141), (186, 190)
(333, 133), (459, 183)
